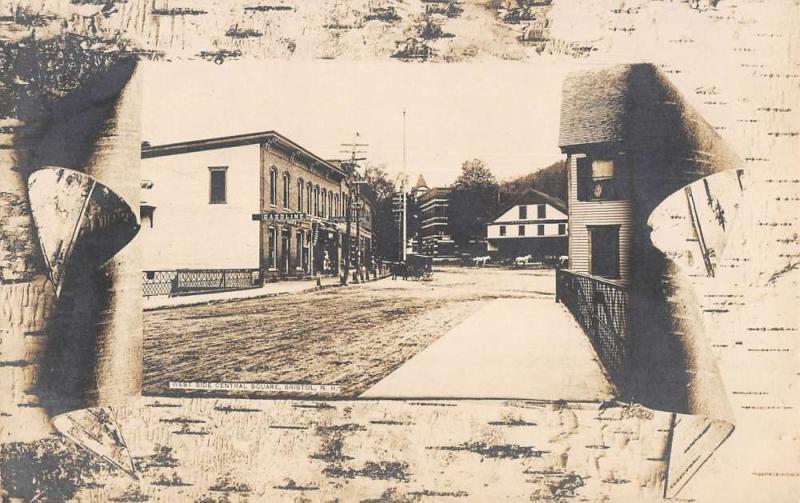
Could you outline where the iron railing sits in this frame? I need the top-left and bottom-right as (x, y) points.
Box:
(555, 268), (630, 381)
(143, 269), (260, 297)
(143, 270), (177, 297)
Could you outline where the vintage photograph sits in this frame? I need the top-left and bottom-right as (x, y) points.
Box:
(1, 0), (798, 502)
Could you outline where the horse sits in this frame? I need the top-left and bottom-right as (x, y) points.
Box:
(472, 256), (490, 267)
(391, 262), (408, 280)
(514, 255), (532, 267)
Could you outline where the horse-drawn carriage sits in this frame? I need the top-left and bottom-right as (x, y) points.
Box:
(391, 254), (433, 280)
(407, 254), (433, 280)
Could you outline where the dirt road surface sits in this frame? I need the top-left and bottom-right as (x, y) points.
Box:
(143, 266), (556, 397)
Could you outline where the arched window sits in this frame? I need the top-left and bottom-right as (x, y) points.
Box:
(314, 185), (320, 216)
(297, 178), (304, 212)
(269, 167), (278, 206)
(283, 172), (291, 209)
(334, 193), (340, 217)
(307, 182), (313, 214)
(328, 191), (333, 219)
(321, 188), (327, 218)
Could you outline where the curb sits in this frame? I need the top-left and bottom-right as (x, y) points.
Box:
(143, 274), (391, 312)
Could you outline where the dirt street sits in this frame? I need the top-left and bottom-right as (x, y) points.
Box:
(143, 266), (556, 397)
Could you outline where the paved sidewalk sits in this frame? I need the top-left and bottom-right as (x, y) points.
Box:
(144, 274), (382, 311)
(361, 297), (615, 401)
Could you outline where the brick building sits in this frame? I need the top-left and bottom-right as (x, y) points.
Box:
(140, 131), (374, 289)
(417, 186), (455, 256)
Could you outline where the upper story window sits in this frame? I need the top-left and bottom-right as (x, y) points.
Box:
(334, 193), (340, 217)
(519, 205), (527, 219)
(577, 157), (623, 201)
(537, 224), (545, 236)
(140, 206), (155, 228)
(314, 185), (320, 216)
(209, 167), (227, 204)
(537, 204), (546, 219)
(297, 178), (304, 211)
(283, 172), (291, 209)
(558, 223), (566, 235)
(269, 166), (278, 206)
(499, 225), (506, 236)
(519, 225), (526, 236)
(307, 182), (313, 214)
(321, 188), (327, 218)
(329, 192), (334, 218)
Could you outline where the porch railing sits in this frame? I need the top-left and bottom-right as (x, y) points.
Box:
(143, 268), (260, 297)
(555, 268), (630, 382)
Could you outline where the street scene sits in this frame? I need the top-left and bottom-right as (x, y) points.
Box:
(143, 267), (613, 400)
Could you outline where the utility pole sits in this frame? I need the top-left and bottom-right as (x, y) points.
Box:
(401, 109), (407, 262)
(340, 133), (368, 285)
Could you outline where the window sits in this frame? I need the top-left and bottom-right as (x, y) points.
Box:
(140, 206), (155, 228)
(519, 225), (526, 236)
(209, 167), (227, 204)
(314, 185), (320, 216)
(558, 223), (566, 235)
(329, 192), (334, 218)
(537, 204), (546, 219)
(537, 224), (544, 236)
(307, 182), (313, 214)
(268, 226), (277, 269)
(283, 172), (290, 209)
(281, 229), (290, 273)
(321, 188), (327, 218)
(589, 225), (620, 279)
(577, 156), (621, 201)
(296, 231), (304, 272)
(269, 167), (278, 206)
(334, 193), (340, 217)
(519, 205), (527, 219)
(297, 178), (304, 211)
(499, 225), (506, 236)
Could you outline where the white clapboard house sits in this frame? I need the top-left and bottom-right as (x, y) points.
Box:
(486, 189), (568, 260)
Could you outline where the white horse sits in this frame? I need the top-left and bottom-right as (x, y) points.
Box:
(515, 255), (532, 266)
(472, 256), (490, 267)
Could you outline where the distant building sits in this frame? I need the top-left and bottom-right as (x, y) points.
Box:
(139, 131), (374, 288)
(417, 186), (455, 256)
(410, 174), (429, 197)
(486, 189), (567, 260)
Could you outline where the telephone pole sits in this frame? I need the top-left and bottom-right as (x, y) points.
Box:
(340, 133), (368, 285)
(401, 109), (407, 261)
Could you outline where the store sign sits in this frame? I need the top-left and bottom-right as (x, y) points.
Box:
(329, 216), (368, 224)
(252, 212), (307, 222)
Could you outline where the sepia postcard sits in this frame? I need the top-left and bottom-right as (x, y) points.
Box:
(0, 1), (798, 501)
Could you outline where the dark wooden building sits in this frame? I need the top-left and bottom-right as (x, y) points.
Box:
(556, 64), (742, 413)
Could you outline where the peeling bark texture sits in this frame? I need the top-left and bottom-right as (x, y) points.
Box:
(1, 398), (677, 502)
(1, 49), (142, 437)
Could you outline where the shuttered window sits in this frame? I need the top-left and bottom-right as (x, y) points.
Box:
(576, 157), (591, 201)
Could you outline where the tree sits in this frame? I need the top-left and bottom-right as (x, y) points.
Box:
(448, 159), (499, 251)
(498, 159), (567, 209)
(363, 163), (401, 261)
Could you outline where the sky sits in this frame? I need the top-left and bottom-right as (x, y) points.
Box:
(141, 60), (571, 188)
